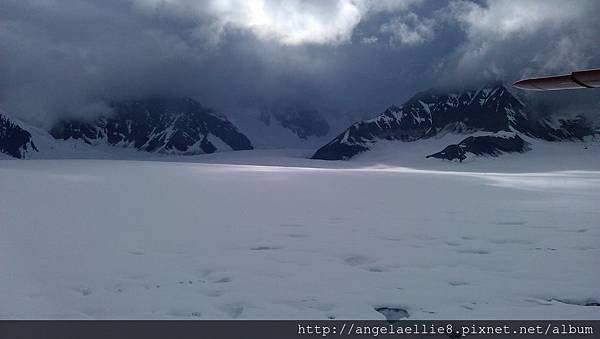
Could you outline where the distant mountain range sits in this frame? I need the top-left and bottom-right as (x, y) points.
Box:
(0, 85), (598, 160)
(312, 83), (598, 161)
(50, 98), (253, 155)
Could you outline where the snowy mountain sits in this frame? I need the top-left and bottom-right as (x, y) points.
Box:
(312, 84), (598, 160)
(50, 98), (253, 155)
(225, 105), (339, 150)
(0, 111), (38, 159)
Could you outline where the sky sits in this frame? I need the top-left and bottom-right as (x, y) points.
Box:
(0, 0), (599, 128)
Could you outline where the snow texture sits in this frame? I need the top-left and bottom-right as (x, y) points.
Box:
(1, 143), (599, 319)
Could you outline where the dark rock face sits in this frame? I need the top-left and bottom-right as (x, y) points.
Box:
(426, 134), (530, 162)
(312, 138), (369, 161)
(50, 98), (253, 154)
(312, 84), (598, 160)
(0, 113), (38, 159)
(260, 107), (330, 139)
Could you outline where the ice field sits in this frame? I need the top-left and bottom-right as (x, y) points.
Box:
(1, 144), (599, 319)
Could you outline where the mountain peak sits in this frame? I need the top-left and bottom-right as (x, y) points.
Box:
(0, 111), (39, 159)
(312, 83), (597, 161)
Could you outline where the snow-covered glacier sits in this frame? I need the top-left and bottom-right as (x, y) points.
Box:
(1, 145), (599, 319)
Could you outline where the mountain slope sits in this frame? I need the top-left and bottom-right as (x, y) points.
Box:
(50, 98), (253, 155)
(426, 133), (530, 162)
(313, 84), (597, 160)
(0, 111), (39, 159)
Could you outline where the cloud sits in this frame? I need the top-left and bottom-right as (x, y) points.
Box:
(0, 0), (430, 127)
(361, 36), (378, 44)
(380, 12), (435, 46)
(443, 0), (600, 78)
(448, 0), (585, 38)
(0, 0), (597, 129)
(434, 0), (600, 116)
(133, 0), (423, 46)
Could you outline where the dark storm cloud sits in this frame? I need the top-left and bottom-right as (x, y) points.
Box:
(0, 0), (598, 128)
(0, 0), (217, 126)
(436, 0), (600, 117)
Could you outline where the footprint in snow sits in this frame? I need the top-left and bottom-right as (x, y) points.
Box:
(573, 245), (596, 251)
(457, 249), (490, 255)
(374, 307), (409, 321)
(250, 246), (281, 251)
(489, 238), (534, 245)
(550, 298), (600, 307)
(496, 221), (527, 226)
(413, 234), (437, 241)
(364, 266), (386, 273)
(562, 228), (589, 233)
(221, 304), (244, 318)
(72, 286), (92, 296)
(344, 255), (376, 267)
(287, 234), (309, 238)
(214, 277), (232, 283)
(167, 310), (202, 318)
(106, 284), (126, 293)
(178, 280), (194, 285)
